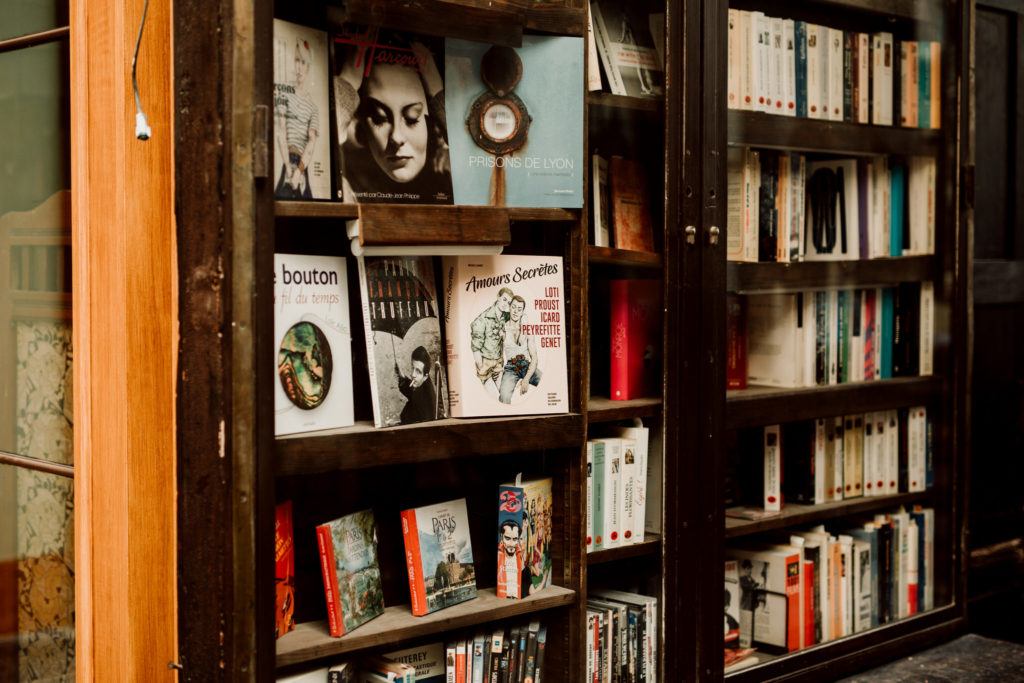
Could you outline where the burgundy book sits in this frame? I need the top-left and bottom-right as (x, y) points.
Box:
(609, 279), (662, 400)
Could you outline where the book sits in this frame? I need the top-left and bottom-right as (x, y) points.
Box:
(275, 500), (295, 638)
(360, 655), (416, 683)
(725, 560), (742, 647)
(609, 156), (656, 252)
(445, 35), (584, 208)
(745, 292), (804, 387)
(357, 255), (449, 427)
(725, 546), (800, 653)
(593, 437), (623, 548)
(592, 153), (611, 247)
(273, 19), (331, 200)
(609, 279), (662, 400)
(606, 421), (651, 544)
(497, 475), (554, 599)
(401, 498), (477, 616)
(385, 642), (446, 683)
(327, 663), (356, 683)
(274, 253), (355, 435)
(726, 294), (748, 390)
(315, 509), (385, 636)
(589, 0), (665, 98)
(442, 255), (569, 417)
(330, 24), (454, 204)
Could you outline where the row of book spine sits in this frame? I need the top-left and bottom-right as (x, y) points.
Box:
(586, 424), (658, 553)
(443, 620), (548, 683)
(727, 148), (936, 263)
(727, 9), (941, 128)
(586, 589), (659, 683)
(730, 283), (934, 390)
(725, 505), (936, 656)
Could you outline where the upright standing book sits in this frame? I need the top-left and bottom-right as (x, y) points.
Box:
(401, 498), (477, 616)
(274, 254), (355, 436)
(442, 255), (568, 417)
(608, 156), (656, 253)
(609, 279), (662, 400)
(589, 0), (665, 98)
(275, 500), (295, 638)
(497, 475), (554, 599)
(357, 255), (448, 427)
(316, 509), (385, 637)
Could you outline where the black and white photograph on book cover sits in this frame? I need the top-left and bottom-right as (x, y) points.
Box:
(331, 24), (454, 204)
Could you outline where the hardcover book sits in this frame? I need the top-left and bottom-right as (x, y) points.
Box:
(315, 509), (385, 637)
(442, 255), (568, 417)
(609, 156), (656, 252)
(275, 500), (296, 638)
(609, 279), (662, 400)
(357, 255), (449, 427)
(273, 19), (332, 200)
(589, 0), (665, 98)
(330, 24), (453, 204)
(400, 498), (477, 616)
(497, 475), (554, 599)
(445, 35), (584, 207)
(274, 254), (355, 436)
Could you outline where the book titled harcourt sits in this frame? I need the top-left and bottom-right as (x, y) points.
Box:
(330, 24), (453, 204)
(273, 19), (332, 200)
(275, 501), (295, 638)
(445, 35), (584, 208)
(316, 509), (385, 637)
(357, 255), (449, 428)
(442, 255), (568, 417)
(274, 254), (354, 436)
(497, 475), (554, 599)
(401, 498), (477, 616)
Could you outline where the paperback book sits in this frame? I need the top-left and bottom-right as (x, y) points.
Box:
(589, 0), (665, 98)
(357, 255), (449, 427)
(401, 498), (477, 616)
(442, 255), (568, 417)
(275, 500), (295, 638)
(315, 509), (386, 637)
(274, 253), (355, 436)
(497, 475), (554, 599)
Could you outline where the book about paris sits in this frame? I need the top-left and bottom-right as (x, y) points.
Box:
(315, 509), (385, 637)
(444, 35), (584, 207)
(401, 498), (477, 616)
(357, 255), (449, 428)
(274, 253), (354, 436)
(442, 255), (569, 418)
(273, 19), (332, 200)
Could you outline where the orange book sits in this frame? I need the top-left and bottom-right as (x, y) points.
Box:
(275, 501), (295, 638)
(609, 156), (655, 252)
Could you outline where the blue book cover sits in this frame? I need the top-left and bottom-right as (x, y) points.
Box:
(445, 35), (584, 207)
(918, 43), (931, 128)
(890, 163), (905, 256)
(794, 22), (808, 117)
(880, 288), (895, 379)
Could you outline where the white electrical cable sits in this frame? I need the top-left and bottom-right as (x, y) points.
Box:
(131, 0), (152, 140)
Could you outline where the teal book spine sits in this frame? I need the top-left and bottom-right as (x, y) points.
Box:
(890, 164), (905, 256)
(880, 288), (895, 379)
(918, 44), (930, 128)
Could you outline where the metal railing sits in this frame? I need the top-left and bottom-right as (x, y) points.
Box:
(0, 449), (73, 478)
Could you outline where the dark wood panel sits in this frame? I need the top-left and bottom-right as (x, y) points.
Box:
(276, 586), (576, 668)
(358, 205), (511, 246)
(727, 256), (936, 293)
(725, 492), (931, 539)
(726, 376), (945, 428)
(275, 201), (578, 224)
(588, 92), (663, 113)
(975, 260), (1024, 305)
(728, 111), (942, 156)
(275, 413), (585, 475)
(587, 534), (661, 565)
(587, 396), (663, 423)
(588, 246), (663, 269)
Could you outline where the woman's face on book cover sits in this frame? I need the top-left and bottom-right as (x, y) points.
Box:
(362, 64), (428, 183)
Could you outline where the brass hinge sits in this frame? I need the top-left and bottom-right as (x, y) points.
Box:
(253, 104), (269, 178)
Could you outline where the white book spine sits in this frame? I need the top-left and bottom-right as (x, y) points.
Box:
(586, 4), (602, 92)
(872, 412), (887, 496)
(589, 1), (626, 95)
(815, 418), (827, 503)
(838, 535), (852, 637)
(908, 407), (927, 491)
(783, 19), (797, 116)
(923, 508), (935, 610)
(895, 514), (909, 619)
(806, 24), (823, 119)
(728, 9), (741, 109)
(862, 412), (876, 496)
(740, 11), (754, 111)
(586, 442), (595, 553)
(764, 424), (783, 511)
(752, 12), (769, 112)
(879, 33), (894, 125)
(770, 18), (785, 115)
(833, 417), (845, 501)
(828, 28), (844, 121)
(907, 519), (919, 615)
(602, 438), (623, 548)
(886, 410), (899, 495)
(857, 34), (870, 123)
(619, 438), (637, 545)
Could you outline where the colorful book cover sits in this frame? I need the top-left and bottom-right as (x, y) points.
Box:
(609, 156), (655, 252)
(330, 24), (454, 204)
(275, 500), (295, 638)
(445, 35), (584, 208)
(441, 255), (568, 417)
(274, 254), (354, 436)
(497, 475), (554, 599)
(401, 498), (477, 616)
(273, 19), (332, 200)
(315, 509), (385, 637)
(610, 279), (661, 400)
(357, 255), (449, 427)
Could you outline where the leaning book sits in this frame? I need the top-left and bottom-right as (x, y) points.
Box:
(497, 475), (554, 599)
(442, 255), (569, 417)
(315, 509), (386, 637)
(274, 254), (354, 436)
(400, 498), (477, 616)
(357, 255), (449, 428)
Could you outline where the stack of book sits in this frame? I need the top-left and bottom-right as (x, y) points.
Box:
(586, 423), (658, 553)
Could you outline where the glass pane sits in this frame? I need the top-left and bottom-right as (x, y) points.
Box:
(0, 0), (69, 44)
(0, 462), (75, 681)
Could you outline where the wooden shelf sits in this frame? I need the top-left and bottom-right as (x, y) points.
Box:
(275, 201), (578, 224)
(275, 413), (585, 476)
(588, 92), (663, 113)
(275, 586), (577, 668)
(587, 396), (663, 423)
(726, 492), (931, 538)
(727, 256), (936, 293)
(588, 246), (663, 270)
(726, 376), (944, 429)
(728, 111), (942, 156)
(588, 534), (661, 565)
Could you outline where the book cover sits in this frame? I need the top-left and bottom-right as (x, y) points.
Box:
(497, 475), (554, 599)
(589, 0), (665, 98)
(725, 559), (742, 647)
(357, 255), (448, 427)
(330, 24), (454, 204)
(274, 19), (332, 200)
(274, 254), (355, 436)
(442, 255), (569, 417)
(385, 642), (446, 683)
(445, 35), (584, 207)
(275, 500), (295, 638)
(594, 437), (623, 548)
(606, 422), (650, 544)
(401, 498), (477, 616)
(591, 153), (611, 247)
(609, 279), (661, 400)
(609, 156), (656, 253)
(316, 509), (385, 637)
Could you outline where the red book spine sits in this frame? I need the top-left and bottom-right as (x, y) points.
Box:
(726, 294), (748, 390)
(401, 509), (427, 616)
(275, 501), (295, 638)
(803, 560), (815, 647)
(610, 280), (631, 400)
(315, 524), (344, 637)
(785, 554), (801, 651)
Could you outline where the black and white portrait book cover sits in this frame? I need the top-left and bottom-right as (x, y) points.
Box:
(330, 24), (454, 204)
(273, 19), (332, 201)
(442, 255), (568, 418)
(357, 255), (449, 428)
(274, 254), (354, 436)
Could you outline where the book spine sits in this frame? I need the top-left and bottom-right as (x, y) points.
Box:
(726, 294), (747, 389)
(593, 441), (606, 550)
(357, 256), (385, 427)
(316, 524), (344, 637)
(857, 33), (870, 123)
(771, 18), (785, 114)
(728, 9), (740, 109)
(764, 424), (782, 511)
(740, 11), (754, 110)
(589, 1), (626, 95)
(919, 281), (934, 375)
(783, 19), (796, 116)
(907, 42), (919, 127)
(829, 28), (844, 120)
(886, 410), (899, 495)
(443, 259), (463, 418)
(400, 509), (428, 616)
(918, 43), (930, 128)
(806, 24), (822, 118)
(586, 442), (594, 553)
(843, 31), (854, 121)
(785, 556), (801, 651)
(795, 22), (808, 117)
(892, 33), (902, 128)
(890, 163), (905, 256)
(609, 280), (630, 399)
(930, 42), (941, 129)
